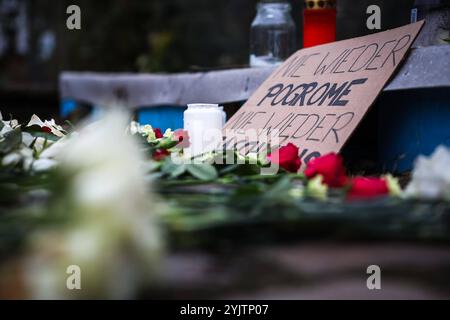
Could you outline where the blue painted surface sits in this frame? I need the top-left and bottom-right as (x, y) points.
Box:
(60, 99), (77, 118)
(137, 106), (185, 131)
(377, 88), (450, 172)
(61, 101), (185, 131)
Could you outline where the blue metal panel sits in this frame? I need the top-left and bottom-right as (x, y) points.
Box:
(61, 101), (186, 132)
(378, 88), (450, 173)
(60, 99), (77, 118)
(137, 106), (186, 131)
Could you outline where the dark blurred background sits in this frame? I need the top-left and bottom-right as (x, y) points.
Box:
(0, 0), (415, 121)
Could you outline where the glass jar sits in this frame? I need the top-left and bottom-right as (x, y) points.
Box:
(250, 2), (296, 67)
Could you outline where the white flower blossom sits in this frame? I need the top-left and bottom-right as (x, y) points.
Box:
(306, 175), (328, 201)
(33, 137), (53, 154)
(26, 114), (66, 137)
(21, 132), (35, 147)
(38, 137), (69, 159)
(1, 146), (33, 169)
(31, 158), (59, 172)
(405, 145), (450, 201)
(289, 185), (304, 199)
(384, 174), (402, 197)
(141, 124), (156, 140)
(25, 110), (163, 299)
(163, 128), (173, 139)
(0, 112), (20, 136)
(128, 121), (142, 135)
(2, 152), (22, 167)
(2, 135), (66, 172)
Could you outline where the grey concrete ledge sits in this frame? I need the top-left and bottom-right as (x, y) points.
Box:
(60, 45), (450, 109)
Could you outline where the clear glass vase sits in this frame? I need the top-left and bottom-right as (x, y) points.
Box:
(250, 2), (296, 67)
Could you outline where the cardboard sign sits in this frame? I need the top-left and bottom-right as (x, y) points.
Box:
(224, 21), (424, 163)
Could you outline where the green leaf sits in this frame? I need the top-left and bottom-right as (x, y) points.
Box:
(0, 128), (22, 154)
(64, 120), (75, 130)
(161, 158), (187, 179)
(25, 131), (59, 142)
(219, 164), (241, 175)
(265, 176), (292, 199)
(161, 158), (177, 174)
(157, 137), (178, 150)
(170, 164), (187, 178)
(186, 163), (218, 181)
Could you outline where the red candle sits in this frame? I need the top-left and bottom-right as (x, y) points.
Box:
(303, 0), (337, 48)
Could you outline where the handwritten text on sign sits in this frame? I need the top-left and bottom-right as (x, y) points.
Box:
(223, 21), (424, 163)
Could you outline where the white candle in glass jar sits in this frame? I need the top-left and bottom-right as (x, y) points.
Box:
(184, 104), (224, 157)
(219, 106), (227, 126)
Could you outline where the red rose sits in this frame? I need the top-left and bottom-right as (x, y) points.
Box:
(174, 129), (190, 148)
(304, 153), (347, 188)
(153, 149), (170, 161)
(347, 177), (389, 200)
(267, 143), (301, 173)
(154, 128), (163, 139)
(42, 126), (52, 133)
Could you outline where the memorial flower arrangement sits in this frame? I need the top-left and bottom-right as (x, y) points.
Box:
(1, 111), (450, 298)
(1, 111), (449, 203)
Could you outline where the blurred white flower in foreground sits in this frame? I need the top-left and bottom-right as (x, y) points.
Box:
(405, 145), (450, 201)
(25, 110), (163, 299)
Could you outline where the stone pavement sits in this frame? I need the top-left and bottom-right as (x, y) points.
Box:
(147, 242), (450, 299)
